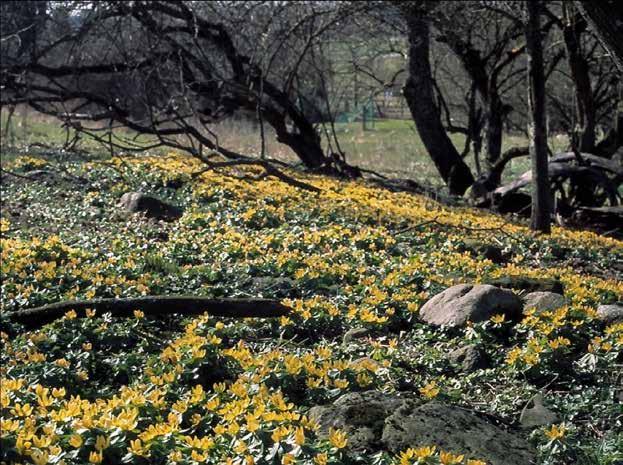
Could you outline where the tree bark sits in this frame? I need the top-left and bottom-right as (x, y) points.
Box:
(485, 94), (505, 173)
(562, 4), (596, 152)
(9, 296), (291, 330)
(402, 7), (474, 195)
(525, 1), (552, 233)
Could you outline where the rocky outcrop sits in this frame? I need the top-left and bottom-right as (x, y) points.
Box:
(419, 284), (523, 327)
(310, 391), (537, 465)
(383, 402), (536, 465)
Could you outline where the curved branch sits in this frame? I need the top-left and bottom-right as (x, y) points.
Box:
(9, 296), (292, 330)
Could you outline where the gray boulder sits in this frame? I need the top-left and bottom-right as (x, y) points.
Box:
(448, 345), (490, 372)
(118, 192), (183, 220)
(522, 292), (566, 314)
(596, 304), (623, 324)
(382, 402), (536, 465)
(419, 284), (523, 327)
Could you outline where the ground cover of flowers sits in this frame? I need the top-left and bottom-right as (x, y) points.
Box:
(1, 153), (622, 465)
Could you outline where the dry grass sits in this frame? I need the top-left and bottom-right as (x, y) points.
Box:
(1, 108), (569, 187)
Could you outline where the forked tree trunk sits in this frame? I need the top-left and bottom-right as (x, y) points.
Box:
(402, 9), (474, 195)
(525, 1), (552, 233)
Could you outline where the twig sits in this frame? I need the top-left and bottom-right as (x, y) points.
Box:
(0, 168), (39, 182)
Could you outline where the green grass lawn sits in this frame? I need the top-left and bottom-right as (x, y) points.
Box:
(328, 119), (569, 186)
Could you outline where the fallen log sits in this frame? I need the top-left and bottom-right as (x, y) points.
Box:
(8, 296), (291, 329)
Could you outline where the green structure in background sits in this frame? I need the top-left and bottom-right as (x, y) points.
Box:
(335, 98), (378, 130)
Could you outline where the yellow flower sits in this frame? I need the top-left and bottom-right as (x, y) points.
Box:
(95, 435), (111, 451)
(506, 347), (522, 365)
(419, 381), (440, 399)
(548, 337), (571, 350)
(314, 453), (328, 465)
(490, 314), (506, 324)
(191, 450), (208, 462)
(86, 308), (96, 318)
(328, 427), (348, 449)
(398, 446), (437, 465)
(282, 454), (296, 465)
(294, 426), (305, 446)
(128, 438), (149, 457)
(414, 446), (436, 458)
(544, 424), (567, 440)
(31, 449), (49, 465)
(169, 450), (183, 462)
(82, 342), (92, 351)
(89, 450), (103, 464)
(54, 358), (71, 368)
(52, 387), (66, 398)
(69, 434), (83, 448)
(467, 460), (488, 465)
(133, 309), (144, 318)
(0, 418), (20, 433)
(65, 310), (77, 320)
(440, 451), (465, 464)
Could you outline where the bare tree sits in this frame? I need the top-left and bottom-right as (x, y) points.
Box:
(1, 1), (370, 186)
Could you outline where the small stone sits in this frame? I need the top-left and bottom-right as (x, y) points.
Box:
(448, 345), (490, 371)
(520, 394), (559, 428)
(596, 304), (623, 325)
(460, 239), (505, 264)
(522, 292), (566, 314)
(342, 328), (369, 344)
(118, 192), (183, 220)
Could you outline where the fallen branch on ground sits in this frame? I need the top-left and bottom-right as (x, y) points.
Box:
(9, 296), (291, 330)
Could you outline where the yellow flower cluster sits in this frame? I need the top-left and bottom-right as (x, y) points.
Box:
(398, 445), (487, 465)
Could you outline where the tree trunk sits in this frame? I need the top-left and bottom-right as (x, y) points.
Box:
(526, 1), (552, 233)
(563, 4), (596, 152)
(484, 92), (505, 183)
(260, 104), (328, 170)
(402, 8), (474, 195)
